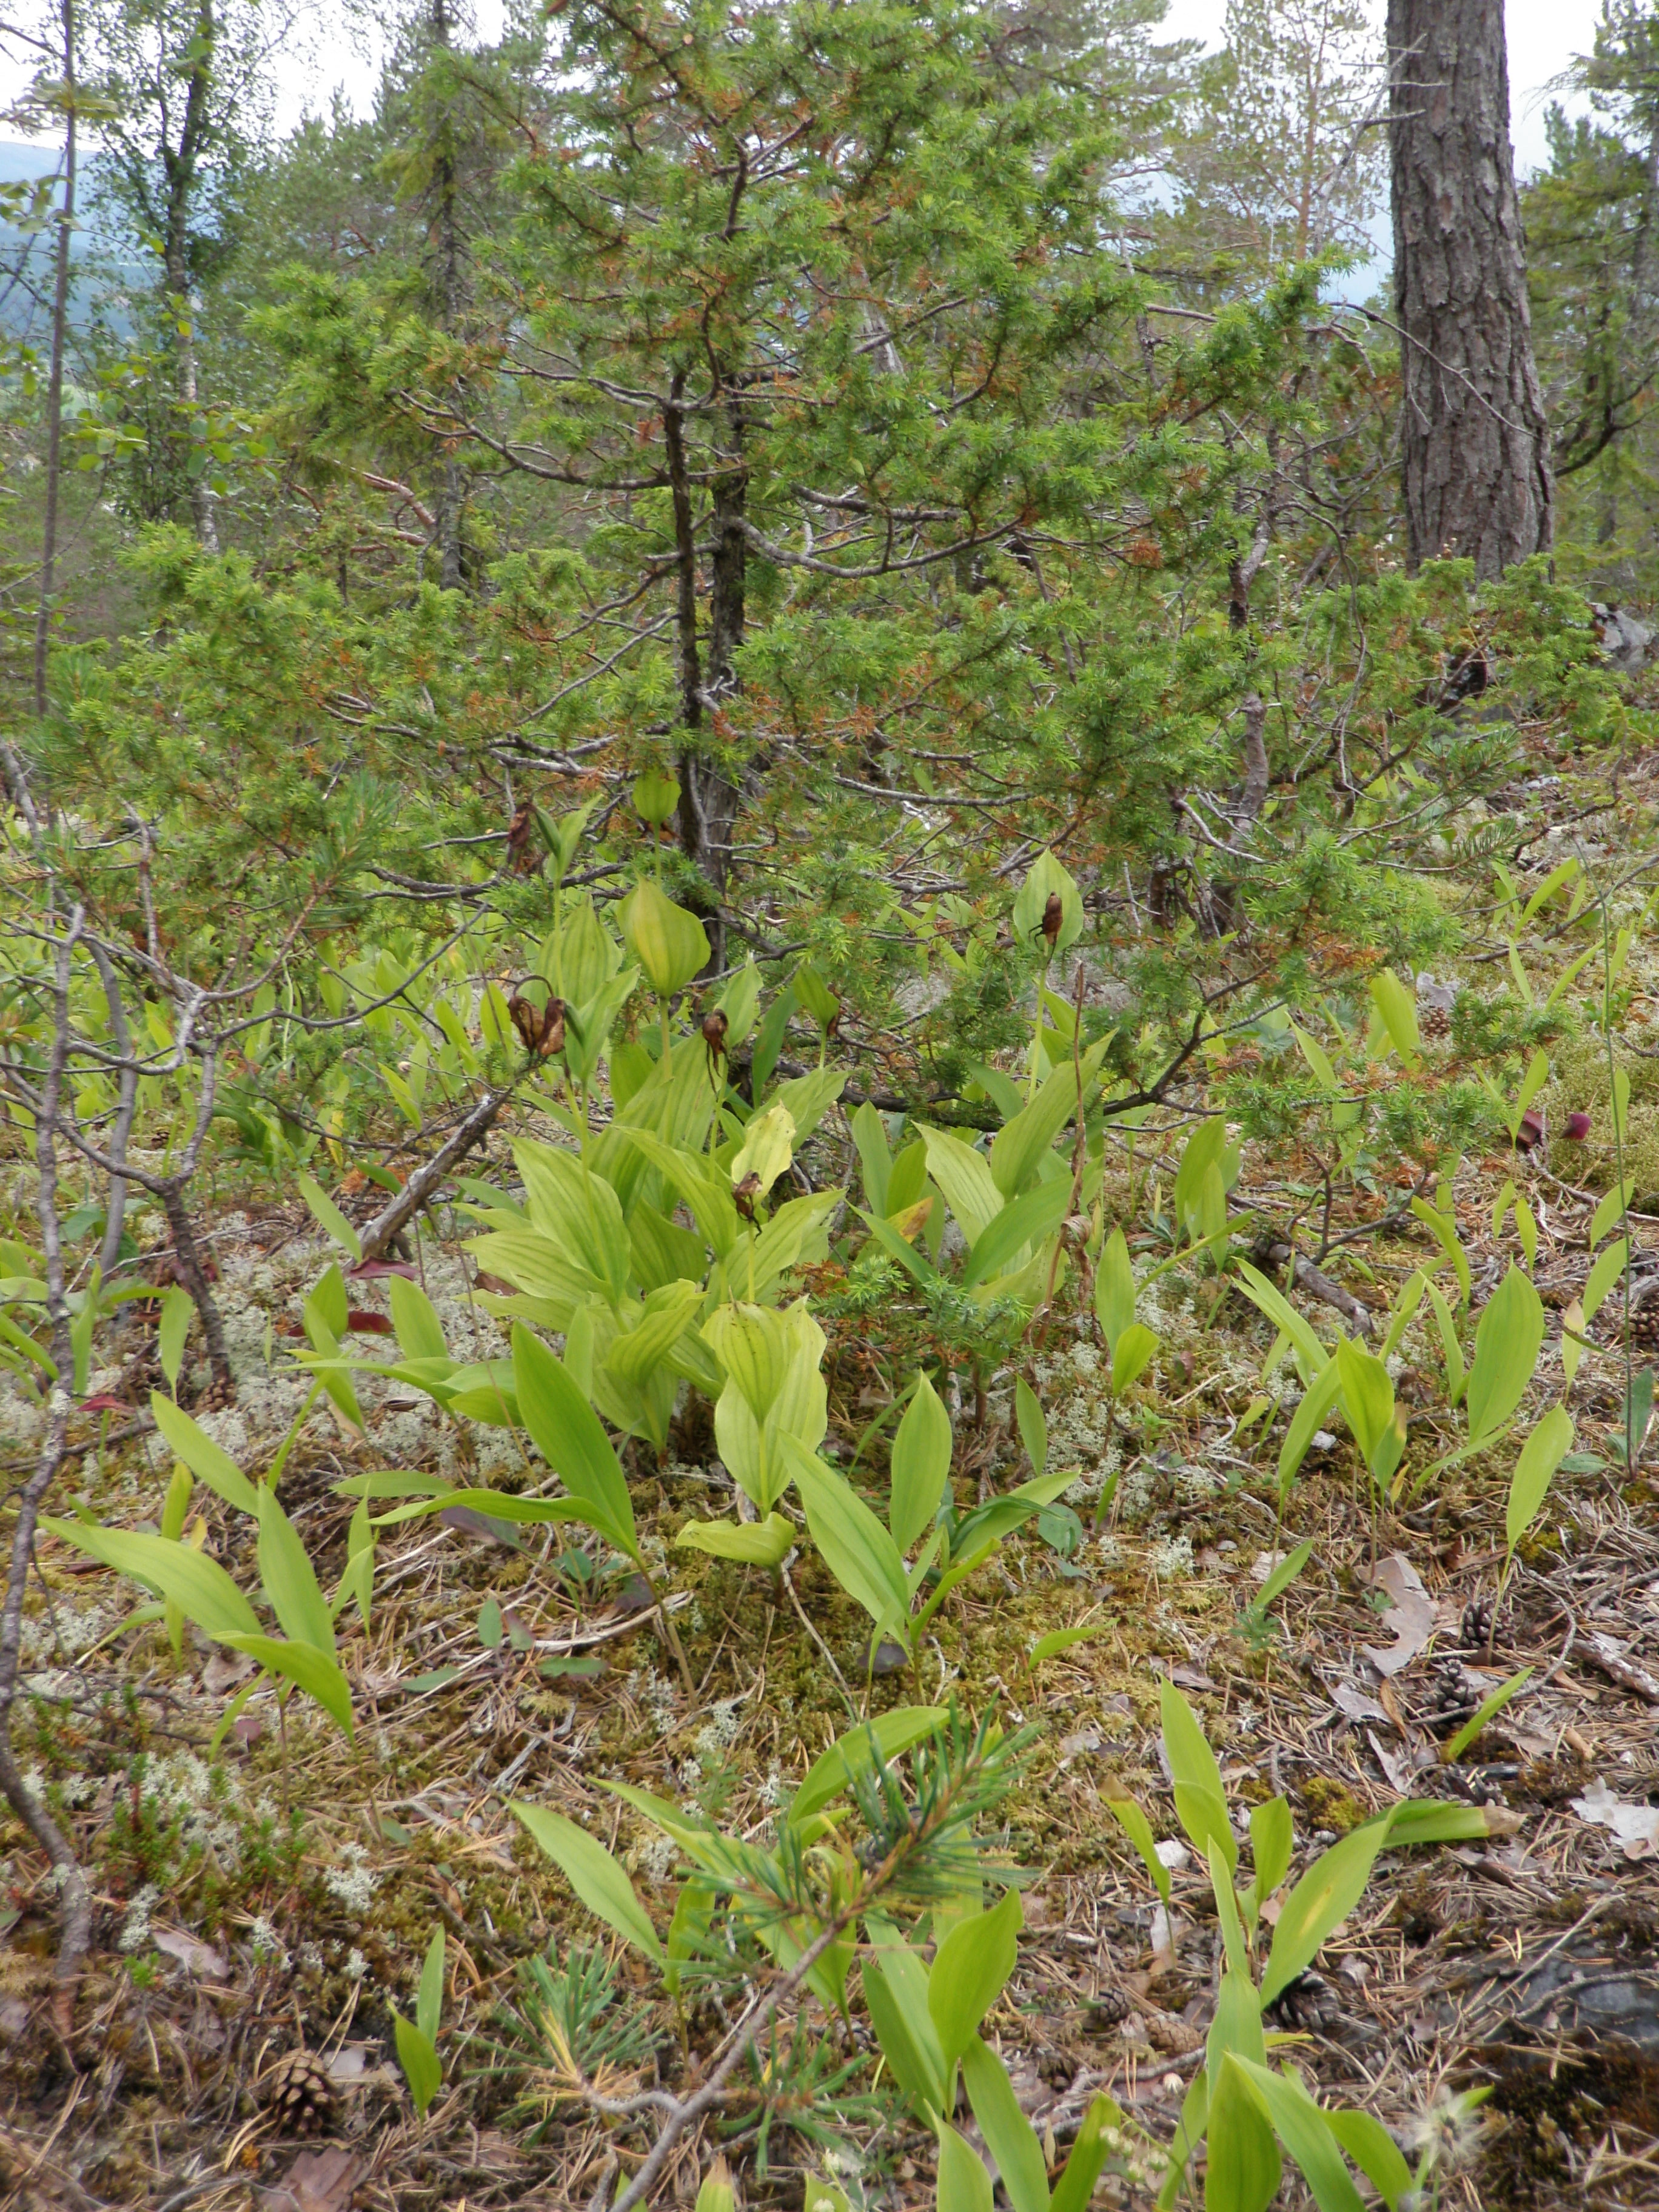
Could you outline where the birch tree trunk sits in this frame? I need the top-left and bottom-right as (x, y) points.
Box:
(163, 0), (220, 553)
(32, 0), (76, 714)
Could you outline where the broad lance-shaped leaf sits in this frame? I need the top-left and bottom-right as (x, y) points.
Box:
(1031, 1620), (1112, 1668)
(769, 1067), (846, 1144)
(392, 2014), (441, 2119)
(1094, 1225), (1137, 1354)
(1104, 1788), (1170, 1906)
(1232, 1261), (1330, 1387)
(1161, 1680), (1237, 1874)
(158, 1287), (192, 1392)
(368, 1487), (629, 1533)
(962, 1175), (1071, 1290)
(863, 1932), (948, 2113)
(605, 1282), (703, 1389)
(916, 1124), (1004, 1248)
(1172, 1119), (1236, 1241)
(417, 1924), (445, 2044)
(1011, 849), (1083, 956)
(675, 1513), (794, 1567)
(936, 2123), (995, 2212)
(510, 1802), (665, 1964)
(1464, 1265), (1544, 1446)
(703, 1300), (796, 1424)
(730, 1101), (796, 1201)
(962, 2037), (1048, 2212)
(1260, 1820), (1390, 2004)
(989, 1042), (1107, 1199)
(1226, 2057), (1365, 2212)
(1050, 2096), (1127, 2212)
(1111, 1321), (1158, 1396)
(1369, 968), (1421, 1068)
(43, 1518), (260, 1638)
(1335, 1338), (1393, 1469)
(619, 877), (709, 997)
(942, 1470), (1075, 1561)
(1014, 1375), (1046, 1477)
(1248, 1795), (1295, 1905)
(511, 1324), (638, 1559)
(890, 1370), (953, 1553)
(781, 1436), (909, 1641)
(788, 1708), (947, 1831)
(389, 1273), (451, 1362)
(218, 1634), (354, 1738)
(1204, 2046), (1282, 2212)
(1507, 1403), (1574, 1557)
(1278, 1355), (1344, 1493)
(297, 1171), (362, 1264)
(850, 1099), (892, 1215)
(256, 1484), (335, 1655)
(149, 1393), (259, 1516)
(1321, 2106), (1415, 2208)
(928, 1888), (1022, 2070)
(1583, 1237), (1629, 1326)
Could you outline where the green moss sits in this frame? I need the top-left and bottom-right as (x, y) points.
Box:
(1298, 1775), (1369, 1834)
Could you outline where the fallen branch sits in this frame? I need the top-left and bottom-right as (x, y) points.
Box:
(1583, 1631), (1659, 1706)
(1261, 1241), (1375, 1338)
(357, 1082), (517, 1263)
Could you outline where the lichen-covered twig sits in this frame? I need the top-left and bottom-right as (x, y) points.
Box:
(0, 911), (92, 2043)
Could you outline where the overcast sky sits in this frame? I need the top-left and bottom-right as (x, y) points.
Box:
(0, 0), (1601, 179)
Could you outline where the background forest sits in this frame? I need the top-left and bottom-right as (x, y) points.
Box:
(3, 1), (1659, 2209)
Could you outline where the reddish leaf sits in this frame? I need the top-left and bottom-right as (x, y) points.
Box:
(345, 1310), (396, 1336)
(78, 1394), (128, 1414)
(349, 1260), (418, 1281)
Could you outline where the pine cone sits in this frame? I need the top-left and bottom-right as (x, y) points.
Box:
(259, 2047), (336, 2136)
(1632, 1301), (1659, 1357)
(1426, 1660), (1478, 1733)
(1144, 2010), (1204, 2056)
(1419, 1005), (1452, 1042)
(1265, 1970), (1341, 2034)
(1090, 1986), (1131, 2028)
(1459, 1594), (1496, 1652)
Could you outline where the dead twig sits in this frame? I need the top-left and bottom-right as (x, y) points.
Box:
(0, 908), (92, 2044)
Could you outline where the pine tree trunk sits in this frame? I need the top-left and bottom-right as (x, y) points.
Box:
(1387, 0), (1552, 578)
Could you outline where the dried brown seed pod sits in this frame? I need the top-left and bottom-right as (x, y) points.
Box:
(505, 802), (538, 874)
(508, 992), (565, 1057)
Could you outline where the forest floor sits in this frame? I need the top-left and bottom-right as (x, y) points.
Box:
(7, 774), (1659, 2210)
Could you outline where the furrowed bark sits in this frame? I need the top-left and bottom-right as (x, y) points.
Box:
(159, 1183), (233, 1403)
(1387, 0), (1552, 578)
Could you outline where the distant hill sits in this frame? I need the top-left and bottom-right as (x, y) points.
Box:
(1, 136), (146, 344)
